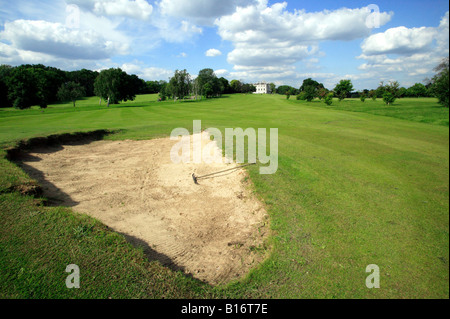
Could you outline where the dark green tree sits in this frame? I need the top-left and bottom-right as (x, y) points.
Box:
(431, 57), (449, 107)
(197, 68), (223, 98)
(303, 85), (317, 101)
(203, 83), (213, 98)
(277, 85), (298, 95)
(333, 79), (353, 101)
(383, 92), (396, 105)
(6, 66), (40, 109)
(299, 78), (324, 92)
(168, 69), (191, 100)
(57, 81), (86, 107)
(146, 80), (162, 94)
(397, 87), (407, 98)
(218, 77), (230, 94)
(384, 81), (400, 97)
(0, 65), (13, 108)
(368, 89), (377, 101)
(68, 69), (99, 96)
(269, 83), (276, 94)
(324, 92), (333, 105)
(407, 83), (428, 98)
(94, 68), (137, 107)
(230, 80), (242, 93)
(317, 87), (328, 100)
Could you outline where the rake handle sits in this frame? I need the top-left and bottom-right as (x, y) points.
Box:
(193, 162), (256, 181)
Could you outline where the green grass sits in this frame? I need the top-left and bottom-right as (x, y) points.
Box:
(311, 97), (449, 126)
(0, 94), (448, 298)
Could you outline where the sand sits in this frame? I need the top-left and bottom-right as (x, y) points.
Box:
(17, 133), (269, 285)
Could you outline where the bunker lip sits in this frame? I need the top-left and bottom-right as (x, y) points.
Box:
(14, 132), (269, 285)
(5, 130), (114, 161)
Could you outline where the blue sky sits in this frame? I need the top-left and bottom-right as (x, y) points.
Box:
(0, 0), (448, 90)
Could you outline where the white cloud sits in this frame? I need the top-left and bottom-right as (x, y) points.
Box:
(214, 69), (229, 77)
(216, 2), (392, 43)
(205, 48), (222, 57)
(356, 11), (449, 87)
(436, 11), (449, 52)
(121, 62), (173, 80)
(180, 20), (203, 34)
(361, 26), (437, 56)
(158, 0), (256, 25)
(214, 1), (392, 82)
(67, 0), (153, 20)
(151, 17), (203, 42)
(0, 41), (105, 70)
(0, 19), (129, 60)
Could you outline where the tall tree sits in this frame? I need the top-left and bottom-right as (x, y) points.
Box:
(6, 66), (40, 109)
(68, 69), (99, 96)
(277, 85), (298, 95)
(303, 85), (317, 101)
(241, 83), (256, 93)
(384, 80), (400, 97)
(94, 68), (137, 107)
(333, 79), (353, 101)
(299, 78), (324, 92)
(230, 80), (242, 93)
(218, 77), (231, 94)
(168, 69), (191, 101)
(269, 83), (276, 94)
(431, 57), (449, 107)
(0, 65), (13, 108)
(407, 83), (428, 98)
(57, 81), (86, 107)
(197, 68), (222, 98)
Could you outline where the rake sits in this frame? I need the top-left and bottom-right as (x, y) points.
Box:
(192, 162), (256, 184)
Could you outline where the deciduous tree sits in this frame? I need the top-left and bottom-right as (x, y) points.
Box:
(57, 81), (86, 107)
(94, 68), (137, 107)
(168, 69), (191, 101)
(333, 79), (353, 101)
(431, 57), (449, 107)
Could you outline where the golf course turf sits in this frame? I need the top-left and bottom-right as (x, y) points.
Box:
(0, 94), (448, 299)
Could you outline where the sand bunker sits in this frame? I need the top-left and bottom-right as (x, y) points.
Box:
(17, 133), (268, 284)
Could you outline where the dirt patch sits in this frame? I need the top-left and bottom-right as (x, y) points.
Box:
(16, 133), (269, 285)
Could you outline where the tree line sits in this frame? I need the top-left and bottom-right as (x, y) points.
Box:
(1, 57), (447, 109)
(158, 68), (257, 101)
(274, 57), (449, 107)
(0, 64), (258, 109)
(0, 64), (146, 109)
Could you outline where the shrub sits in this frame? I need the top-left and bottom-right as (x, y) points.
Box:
(383, 92), (396, 105)
(303, 85), (317, 102)
(296, 92), (306, 100)
(324, 93), (333, 105)
(318, 88), (328, 100)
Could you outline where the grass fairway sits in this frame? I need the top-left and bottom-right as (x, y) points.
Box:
(0, 94), (448, 298)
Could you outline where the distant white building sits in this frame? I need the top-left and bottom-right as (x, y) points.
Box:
(254, 81), (272, 94)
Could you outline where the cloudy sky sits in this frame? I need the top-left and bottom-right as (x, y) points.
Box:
(0, 0), (448, 90)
